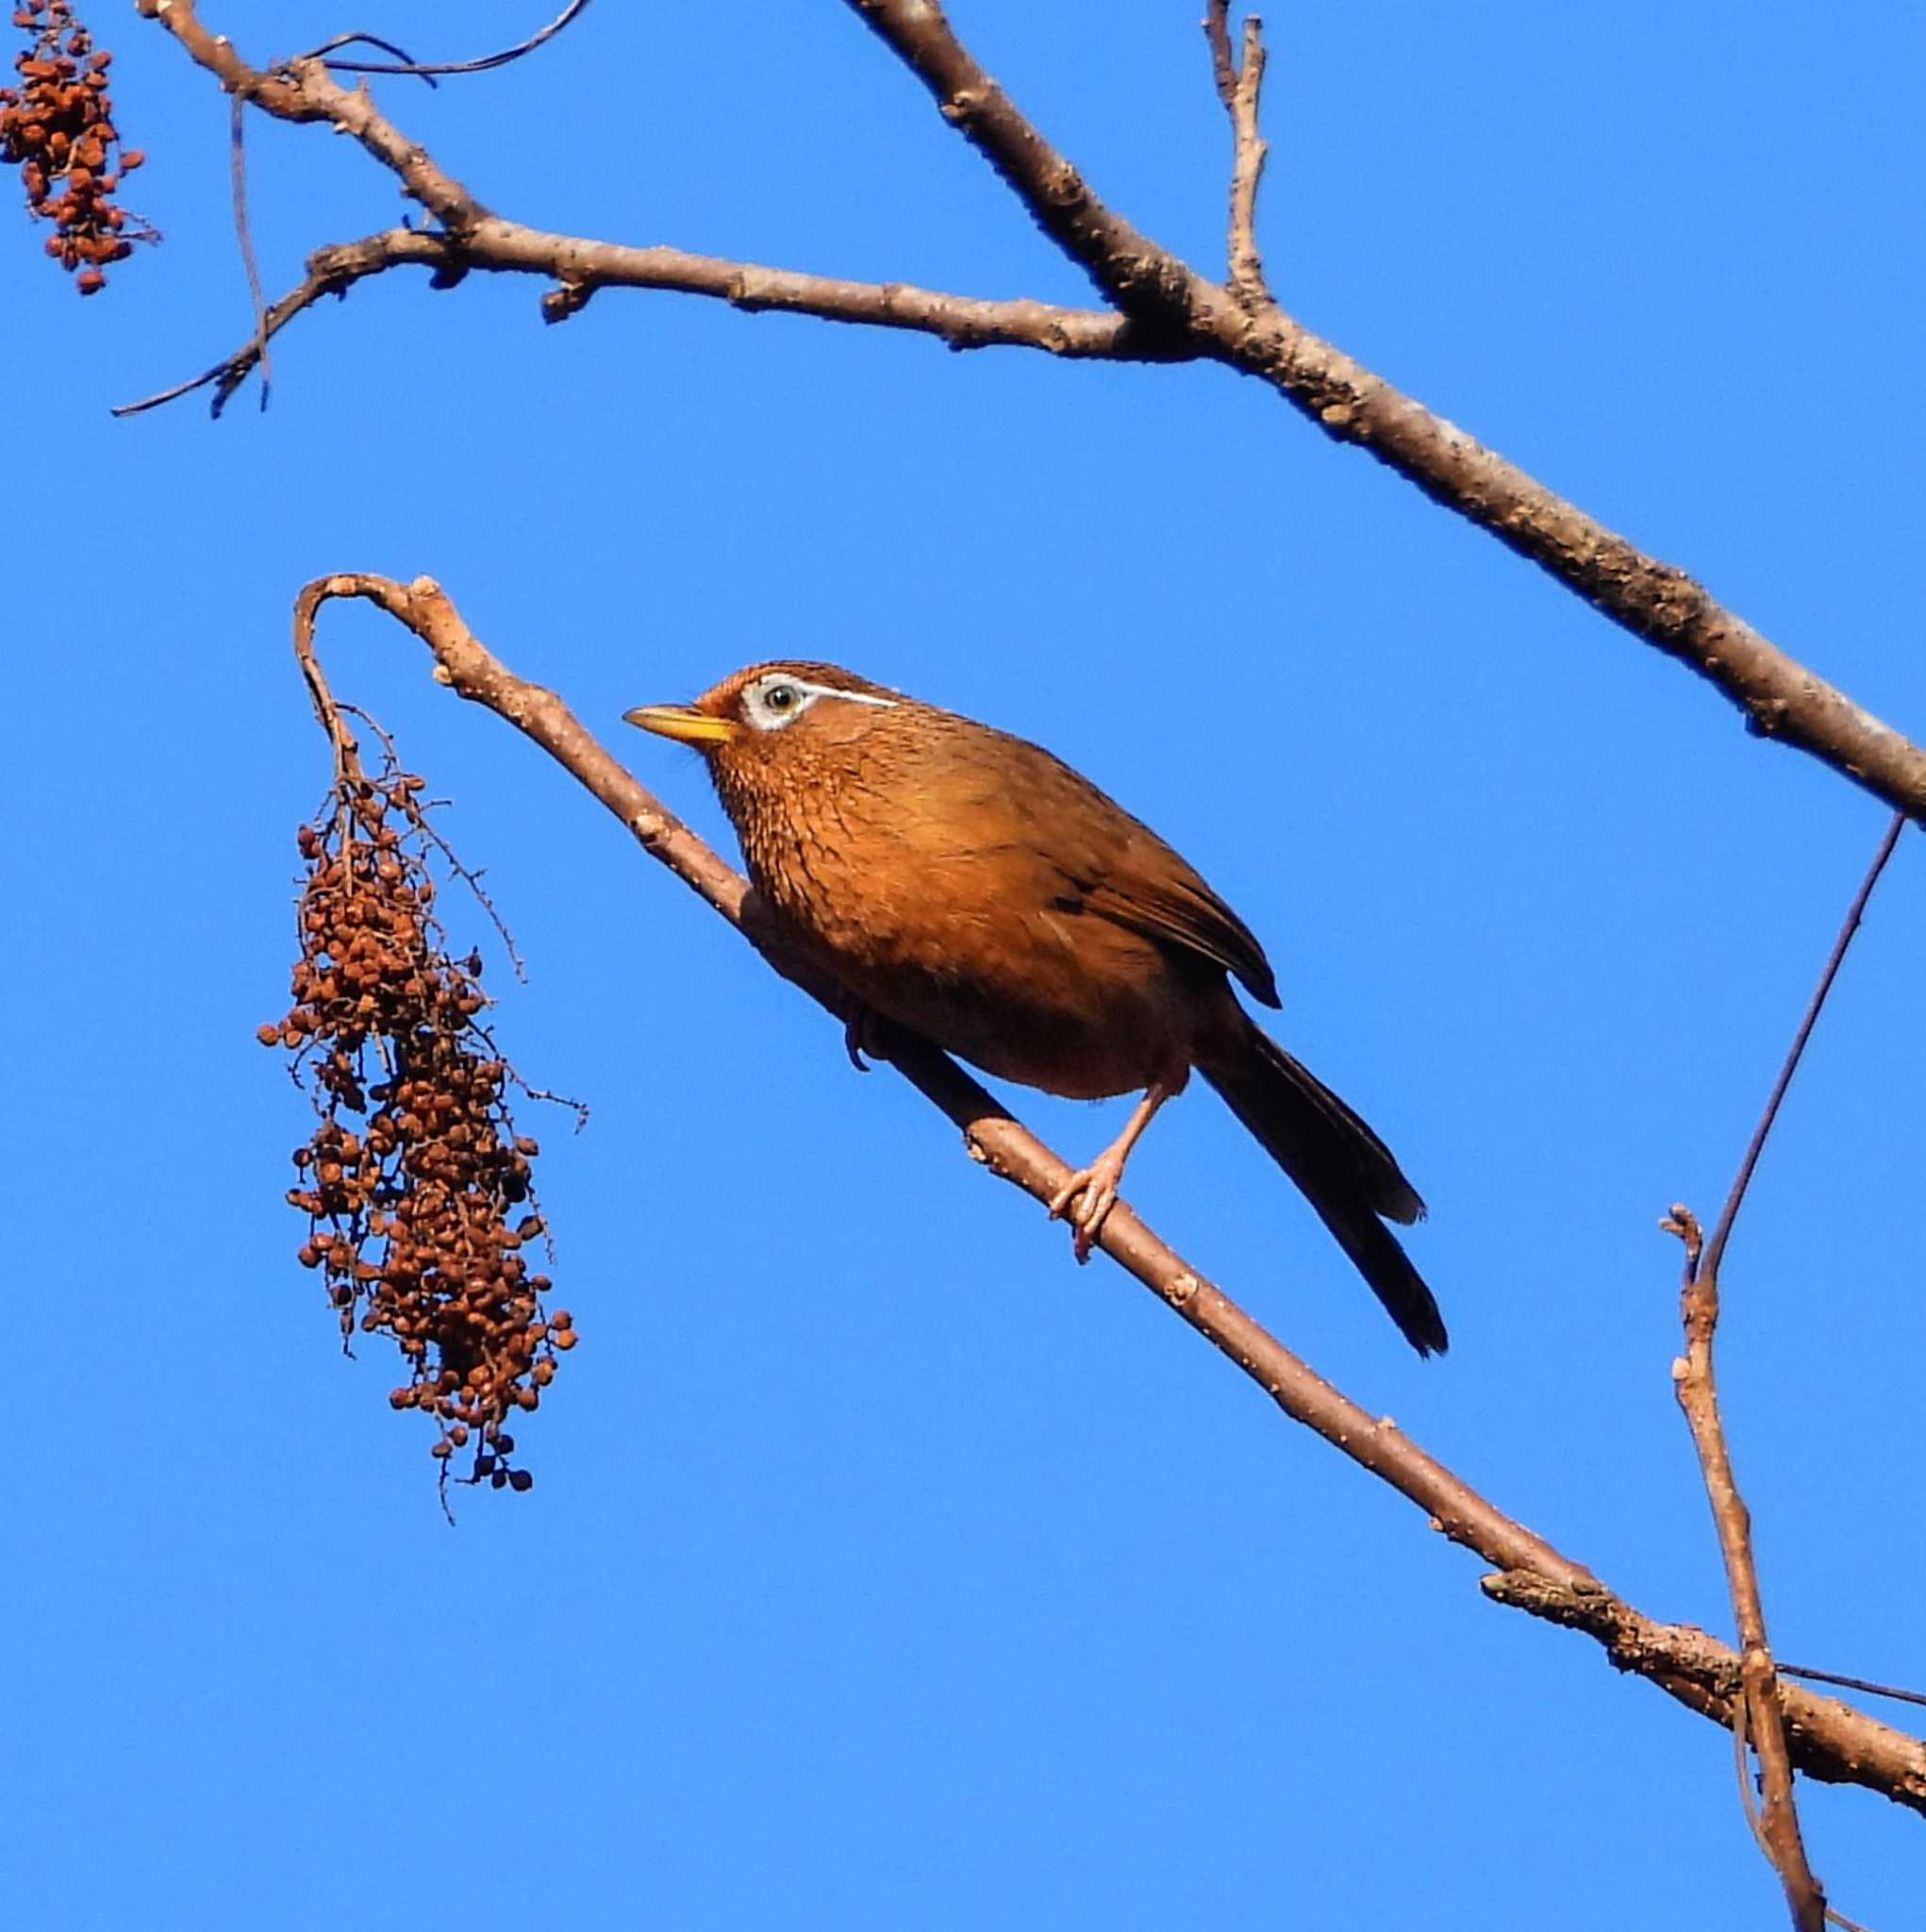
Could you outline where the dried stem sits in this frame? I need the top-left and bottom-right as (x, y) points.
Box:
(1668, 1202), (1827, 1929)
(304, 0), (593, 77)
(1202, 3), (1270, 300)
(1781, 1665), (1926, 1714)
(289, 570), (1926, 1824)
(1701, 812), (1907, 1280)
(1657, 816), (1906, 1927)
(225, 93), (271, 408)
(127, 0), (1926, 834)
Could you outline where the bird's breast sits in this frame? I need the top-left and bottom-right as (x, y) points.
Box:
(722, 765), (1201, 1097)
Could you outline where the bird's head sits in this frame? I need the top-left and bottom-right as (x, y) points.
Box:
(623, 661), (907, 787)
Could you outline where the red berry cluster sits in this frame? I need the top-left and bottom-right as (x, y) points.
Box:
(1, 1), (154, 293)
(261, 760), (576, 1496)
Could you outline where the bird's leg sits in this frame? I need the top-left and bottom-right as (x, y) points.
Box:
(1048, 1074), (1183, 1264)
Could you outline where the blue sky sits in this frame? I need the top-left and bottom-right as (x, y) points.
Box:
(8, 3), (1925, 1925)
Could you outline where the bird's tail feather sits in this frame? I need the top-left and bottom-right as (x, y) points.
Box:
(1200, 1019), (1448, 1357)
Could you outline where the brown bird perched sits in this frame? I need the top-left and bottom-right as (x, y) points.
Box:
(625, 663), (1447, 1356)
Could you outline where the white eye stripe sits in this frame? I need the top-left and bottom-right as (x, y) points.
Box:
(742, 674), (898, 731)
(781, 677), (896, 708)
(817, 685), (895, 708)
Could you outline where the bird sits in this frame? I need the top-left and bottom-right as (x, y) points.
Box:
(624, 662), (1447, 1356)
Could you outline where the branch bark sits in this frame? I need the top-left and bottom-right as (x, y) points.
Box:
(291, 570), (1926, 1826)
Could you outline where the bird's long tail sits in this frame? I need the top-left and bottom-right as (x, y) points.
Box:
(1199, 1016), (1448, 1357)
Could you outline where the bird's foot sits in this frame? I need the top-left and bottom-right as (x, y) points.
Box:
(843, 1005), (885, 1073)
(1047, 1156), (1126, 1264)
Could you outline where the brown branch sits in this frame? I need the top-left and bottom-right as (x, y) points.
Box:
(289, 569), (1926, 1824)
(1656, 816), (1904, 1926)
(113, 224), (1150, 419)
(132, 0), (1926, 833)
(1480, 1571), (1922, 1813)
(1666, 1205), (1827, 1929)
(845, 0), (1198, 327)
(1202, 3), (1270, 301)
(841, 0), (1926, 824)
(114, 228), (419, 418)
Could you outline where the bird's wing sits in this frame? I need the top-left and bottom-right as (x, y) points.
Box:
(999, 735), (1281, 1008)
(890, 718), (1284, 1009)
(1074, 844), (1282, 1008)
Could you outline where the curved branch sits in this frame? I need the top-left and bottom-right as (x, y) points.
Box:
(291, 569), (1926, 1824)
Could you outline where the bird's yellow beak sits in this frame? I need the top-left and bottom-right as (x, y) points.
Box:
(623, 704), (738, 746)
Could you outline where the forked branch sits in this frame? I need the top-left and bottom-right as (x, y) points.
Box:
(1203, 2), (1270, 300)
(1659, 812), (1907, 1929)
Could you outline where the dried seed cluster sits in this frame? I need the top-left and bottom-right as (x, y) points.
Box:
(2, 1), (153, 293)
(261, 763), (574, 1493)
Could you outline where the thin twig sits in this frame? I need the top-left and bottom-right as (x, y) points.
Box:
(1701, 811), (1908, 1280)
(1826, 1903), (1880, 1932)
(334, 701), (531, 984)
(1781, 1665), (1926, 1713)
(227, 92), (272, 410)
(304, 0), (594, 77)
(1732, 1690), (1773, 1860)
(1667, 1200), (1825, 1928)
(1658, 814), (1912, 1932)
(284, 570), (1926, 1822)
(1201, 3), (1270, 301)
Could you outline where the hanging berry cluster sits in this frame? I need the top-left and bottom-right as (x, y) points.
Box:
(260, 749), (577, 1496)
(2, 0), (155, 293)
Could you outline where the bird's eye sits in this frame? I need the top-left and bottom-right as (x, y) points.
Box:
(765, 684), (797, 711)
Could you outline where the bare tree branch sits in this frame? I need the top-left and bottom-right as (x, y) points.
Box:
(1650, 819), (1906, 1928)
(1666, 1207), (1828, 1930)
(840, 0), (1926, 819)
(129, 0), (1926, 834)
(288, 569), (1926, 1824)
(1202, 2), (1270, 301)
(112, 225), (1153, 420)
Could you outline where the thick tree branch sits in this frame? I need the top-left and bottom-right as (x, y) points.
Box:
(134, 0), (1926, 834)
(841, 0), (1926, 824)
(289, 570), (1926, 1824)
(844, 0), (1197, 328)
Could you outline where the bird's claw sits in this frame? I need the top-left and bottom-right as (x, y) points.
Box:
(1048, 1163), (1122, 1264)
(843, 1007), (881, 1073)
